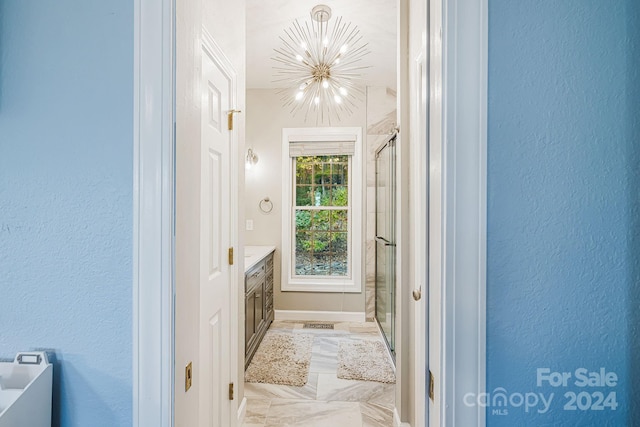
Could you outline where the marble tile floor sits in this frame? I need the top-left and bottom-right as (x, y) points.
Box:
(242, 320), (396, 427)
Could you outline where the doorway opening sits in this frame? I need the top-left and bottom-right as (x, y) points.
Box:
(134, 1), (496, 426)
(242, 1), (401, 425)
(133, 0), (491, 424)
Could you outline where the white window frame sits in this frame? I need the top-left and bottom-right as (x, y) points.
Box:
(281, 127), (363, 293)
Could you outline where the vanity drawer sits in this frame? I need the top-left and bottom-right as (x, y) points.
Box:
(265, 254), (274, 272)
(246, 261), (265, 290)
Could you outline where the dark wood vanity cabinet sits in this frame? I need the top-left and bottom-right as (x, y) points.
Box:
(245, 251), (274, 368)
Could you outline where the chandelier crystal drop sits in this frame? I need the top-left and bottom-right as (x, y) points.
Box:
(272, 4), (370, 124)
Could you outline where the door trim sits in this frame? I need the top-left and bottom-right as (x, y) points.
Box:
(411, 47), (428, 427)
(133, 0), (175, 426)
(441, 0), (488, 425)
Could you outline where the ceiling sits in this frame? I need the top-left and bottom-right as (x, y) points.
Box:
(246, 0), (397, 89)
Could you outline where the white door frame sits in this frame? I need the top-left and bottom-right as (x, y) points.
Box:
(132, 0), (175, 426)
(440, 0), (488, 425)
(132, 0), (487, 425)
(411, 48), (428, 427)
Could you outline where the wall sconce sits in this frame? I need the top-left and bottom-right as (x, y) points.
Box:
(245, 148), (259, 169)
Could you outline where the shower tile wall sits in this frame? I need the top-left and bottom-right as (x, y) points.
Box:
(365, 87), (397, 321)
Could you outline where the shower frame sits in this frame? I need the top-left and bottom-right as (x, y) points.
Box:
(374, 132), (397, 360)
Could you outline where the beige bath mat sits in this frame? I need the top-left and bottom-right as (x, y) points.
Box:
(337, 340), (396, 383)
(245, 332), (314, 386)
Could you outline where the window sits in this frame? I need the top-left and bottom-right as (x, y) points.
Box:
(294, 155), (349, 276)
(282, 128), (362, 292)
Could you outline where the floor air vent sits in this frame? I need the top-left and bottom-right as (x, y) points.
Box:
(303, 323), (334, 329)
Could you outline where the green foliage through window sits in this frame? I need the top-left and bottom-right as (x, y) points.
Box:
(294, 155), (349, 276)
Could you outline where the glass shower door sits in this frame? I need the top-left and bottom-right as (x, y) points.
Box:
(375, 135), (396, 358)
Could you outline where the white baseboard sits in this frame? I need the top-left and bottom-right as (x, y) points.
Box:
(237, 397), (247, 425)
(274, 310), (366, 322)
(393, 408), (411, 427)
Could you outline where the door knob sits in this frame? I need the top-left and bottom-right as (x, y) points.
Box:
(412, 287), (422, 301)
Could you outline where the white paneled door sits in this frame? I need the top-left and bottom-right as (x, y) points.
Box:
(199, 37), (233, 427)
(175, 0), (241, 425)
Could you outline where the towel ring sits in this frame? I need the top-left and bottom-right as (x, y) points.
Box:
(259, 197), (273, 214)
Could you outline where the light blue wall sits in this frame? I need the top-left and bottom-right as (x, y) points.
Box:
(628, 0), (640, 421)
(487, 0), (639, 425)
(0, 1), (133, 426)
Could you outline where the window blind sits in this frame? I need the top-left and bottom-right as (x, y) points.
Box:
(288, 134), (356, 157)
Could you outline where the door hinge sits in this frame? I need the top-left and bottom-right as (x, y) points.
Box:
(228, 382), (234, 400)
(228, 247), (234, 265)
(185, 362), (193, 392)
(227, 109), (242, 130)
(429, 370), (435, 401)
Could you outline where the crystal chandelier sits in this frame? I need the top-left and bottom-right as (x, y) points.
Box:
(272, 4), (370, 124)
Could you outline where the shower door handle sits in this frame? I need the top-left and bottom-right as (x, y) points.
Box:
(375, 236), (395, 247)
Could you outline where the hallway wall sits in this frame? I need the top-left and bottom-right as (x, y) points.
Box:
(245, 87), (398, 316)
(487, 0), (639, 425)
(0, 1), (133, 426)
(245, 89), (367, 313)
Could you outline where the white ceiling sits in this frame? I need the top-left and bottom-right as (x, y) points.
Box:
(246, 0), (397, 89)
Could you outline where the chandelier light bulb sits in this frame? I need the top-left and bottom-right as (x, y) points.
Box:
(272, 4), (370, 124)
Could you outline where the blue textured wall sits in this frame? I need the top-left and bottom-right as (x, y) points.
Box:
(628, 0), (640, 422)
(0, 1), (133, 426)
(487, 0), (639, 425)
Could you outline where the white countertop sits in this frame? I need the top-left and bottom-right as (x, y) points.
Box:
(244, 245), (276, 273)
